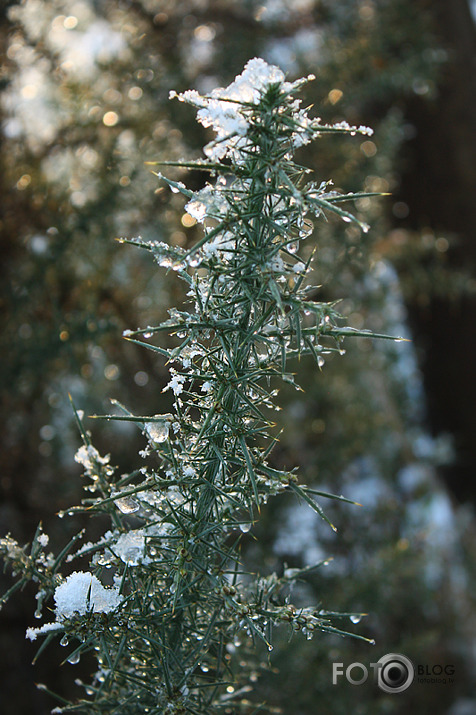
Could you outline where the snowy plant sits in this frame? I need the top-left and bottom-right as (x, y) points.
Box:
(0, 58), (393, 713)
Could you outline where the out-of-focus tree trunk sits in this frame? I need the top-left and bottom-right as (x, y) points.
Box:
(399, 0), (476, 504)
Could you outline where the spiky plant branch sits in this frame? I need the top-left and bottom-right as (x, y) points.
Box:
(0, 59), (393, 714)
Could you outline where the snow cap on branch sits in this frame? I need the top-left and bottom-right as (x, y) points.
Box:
(170, 57), (315, 160)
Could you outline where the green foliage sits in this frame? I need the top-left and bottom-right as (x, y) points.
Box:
(2, 3), (476, 715)
(1, 61), (385, 714)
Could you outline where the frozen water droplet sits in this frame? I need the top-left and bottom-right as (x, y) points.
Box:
(299, 220), (313, 239)
(267, 644), (273, 651)
(114, 496), (140, 514)
(145, 421), (170, 444)
(317, 356), (325, 368)
(350, 614), (363, 624)
(239, 522), (251, 533)
(34, 607), (42, 619)
(342, 216), (352, 223)
(67, 652), (81, 665)
(143, 332), (152, 339)
(288, 241), (299, 254)
(60, 635), (69, 647)
(96, 555), (111, 566)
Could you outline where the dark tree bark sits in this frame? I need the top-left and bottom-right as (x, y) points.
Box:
(398, 0), (476, 503)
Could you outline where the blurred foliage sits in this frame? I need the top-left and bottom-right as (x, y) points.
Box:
(1, 0), (475, 713)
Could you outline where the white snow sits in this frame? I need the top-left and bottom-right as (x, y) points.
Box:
(37, 533), (49, 547)
(163, 370), (186, 397)
(54, 571), (123, 618)
(26, 570), (123, 641)
(172, 58), (316, 161)
(74, 444), (110, 475)
(26, 621), (64, 641)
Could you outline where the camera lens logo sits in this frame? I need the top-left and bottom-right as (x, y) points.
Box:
(377, 653), (414, 693)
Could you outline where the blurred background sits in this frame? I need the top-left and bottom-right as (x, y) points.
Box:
(1, 1), (476, 713)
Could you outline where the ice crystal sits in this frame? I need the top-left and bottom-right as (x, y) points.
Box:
(114, 495), (141, 514)
(112, 530), (151, 566)
(145, 417), (172, 444)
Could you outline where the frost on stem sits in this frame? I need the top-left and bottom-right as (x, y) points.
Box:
(1, 58), (383, 714)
